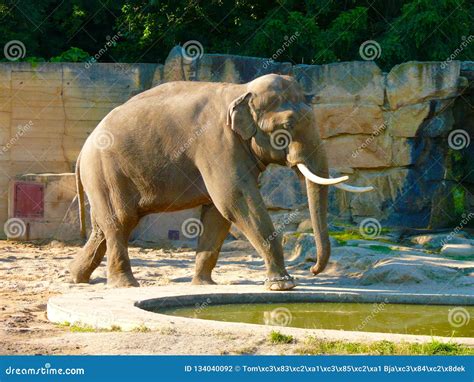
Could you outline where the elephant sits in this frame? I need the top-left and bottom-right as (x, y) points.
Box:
(69, 74), (372, 291)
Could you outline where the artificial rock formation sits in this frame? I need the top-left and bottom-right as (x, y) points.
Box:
(0, 49), (472, 240)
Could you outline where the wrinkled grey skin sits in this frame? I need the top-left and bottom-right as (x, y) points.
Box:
(69, 74), (331, 290)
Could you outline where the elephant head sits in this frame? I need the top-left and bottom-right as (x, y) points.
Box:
(227, 74), (373, 275)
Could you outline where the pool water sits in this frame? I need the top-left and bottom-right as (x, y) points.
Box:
(156, 302), (474, 337)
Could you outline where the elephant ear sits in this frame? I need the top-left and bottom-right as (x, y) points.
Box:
(226, 92), (257, 140)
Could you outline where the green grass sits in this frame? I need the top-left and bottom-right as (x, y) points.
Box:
(57, 321), (122, 333)
(296, 338), (474, 355)
(330, 227), (391, 246)
(269, 331), (294, 344)
(133, 324), (151, 333)
(367, 244), (393, 254)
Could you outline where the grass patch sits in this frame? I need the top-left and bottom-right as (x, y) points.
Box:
(57, 321), (122, 333)
(330, 227), (391, 246)
(296, 338), (474, 355)
(367, 245), (393, 254)
(269, 331), (294, 344)
(133, 324), (151, 333)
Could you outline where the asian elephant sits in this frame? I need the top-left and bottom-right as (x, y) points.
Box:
(69, 74), (372, 290)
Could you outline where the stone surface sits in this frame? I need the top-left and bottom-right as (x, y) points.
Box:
(409, 233), (470, 249)
(315, 104), (384, 138)
(0, 56), (472, 234)
(441, 244), (474, 257)
(386, 61), (462, 110)
(47, 284), (474, 345)
(384, 103), (430, 137)
(294, 61), (384, 105)
(324, 134), (392, 170)
(197, 53), (292, 84)
(259, 165), (306, 210)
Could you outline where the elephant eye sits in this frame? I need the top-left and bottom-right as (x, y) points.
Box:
(282, 121), (293, 130)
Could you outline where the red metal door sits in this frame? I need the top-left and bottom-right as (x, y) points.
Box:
(13, 182), (44, 218)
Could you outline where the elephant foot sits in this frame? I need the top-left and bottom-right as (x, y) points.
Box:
(191, 275), (217, 285)
(107, 272), (140, 288)
(264, 275), (296, 291)
(68, 260), (92, 284)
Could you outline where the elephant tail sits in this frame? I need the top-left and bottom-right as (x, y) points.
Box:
(75, 151), (86, 239)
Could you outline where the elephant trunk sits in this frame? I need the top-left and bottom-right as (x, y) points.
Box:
(304, 160), (331, 275)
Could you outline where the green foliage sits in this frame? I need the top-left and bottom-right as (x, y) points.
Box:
(50, 47), (90, 62)
(297, 338), (474, 355)
(0, 0), (472, 69)
(269, 331), (294, 344)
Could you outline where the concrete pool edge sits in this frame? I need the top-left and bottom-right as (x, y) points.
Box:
(47, 285), (474, 346)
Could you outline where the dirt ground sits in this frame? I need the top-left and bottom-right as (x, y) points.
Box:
(1, 238), (473, 355)
(0, 239), (303, 355)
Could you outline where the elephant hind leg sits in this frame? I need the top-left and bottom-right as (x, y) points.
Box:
(69, 220), (106, 284)
(192, 204), (231, 285)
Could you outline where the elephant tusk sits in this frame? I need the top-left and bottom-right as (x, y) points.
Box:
(334, 183), (374, 193)
(297, 163), (348, 185)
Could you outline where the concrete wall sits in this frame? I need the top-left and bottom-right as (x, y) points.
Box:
(0, 50), (472, 240)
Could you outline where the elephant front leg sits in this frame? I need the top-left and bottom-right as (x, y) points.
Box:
(206, 179), (295, 291)
(192, 204), (231, 285)
(233, 202), (295, 291)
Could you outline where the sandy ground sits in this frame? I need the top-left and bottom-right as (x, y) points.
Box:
(1, 238), (473, 355)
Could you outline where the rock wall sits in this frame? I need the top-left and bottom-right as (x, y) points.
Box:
(0, 51), (472, 238)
